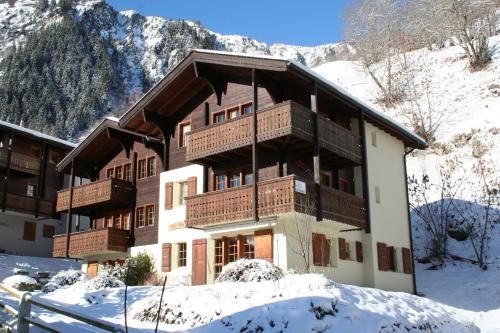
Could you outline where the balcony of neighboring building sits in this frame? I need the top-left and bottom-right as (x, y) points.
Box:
(56, 178), (134, 213)
(185, 175), (366, 229)
(52, 227), (129, 258)
(0, 147), (41, 175)
(0, 191), (53, 216)
(185, 100), (362, 167)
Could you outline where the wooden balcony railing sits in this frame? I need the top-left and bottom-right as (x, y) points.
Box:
(0, 147), (41, 175)
(186, 100), (362, 164)
(0, 192), (53, 216)
(186, 175), (366, 228)
(52, 228), (129, 258)
(56, 178), (134, 212)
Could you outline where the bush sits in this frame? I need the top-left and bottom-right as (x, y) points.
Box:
(215, 259), (284, 283)
(42, 270), (87, 293)
(2, 275), (38, 291)
(106, 252), (155, 286)
(86, 271), (125, 290)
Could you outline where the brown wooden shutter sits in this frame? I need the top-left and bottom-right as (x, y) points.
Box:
(338, 237), (347, 260)
(162, 243), (172, 272)
(188, 176), (197, 197)
(192, 239), (207, 285)
(165, 182), (173, 210)
(355, 241), (363, 263)
(322, 236), (330, 266)
(402, 247), (413, 274)
(254, 229), (273, 262)
(23, 221), (36, 241)
(237, 234), (245, 259)
(312, 233), (323, 266)
(222, 236), (229, 265)
(377, 242), (389, 271)
(388, 246), (396, 271)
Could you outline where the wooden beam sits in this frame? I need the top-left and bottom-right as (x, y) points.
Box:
(35, 141), (48, 218)
(311, 81), (322, 221)
(129, 152), (138, 247)
(252, 69), (259, 222)
(358, 112), (371, 233)
(256, 70), (284, 104)
(142, 110), (170, 171)
(142, 137), (165, 166)
(193, 61), (227, 105)
(65, 159), (75, 258)
(1, 131), (13, 213)
(106, 127), (135, 159)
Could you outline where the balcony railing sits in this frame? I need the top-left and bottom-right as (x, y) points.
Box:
(53, 228), (129, 258)
(186, 175), (366, 228)
(0, 148), (41, 175)
(56, 178), (134, 212)
(0, 192), (53, 216)
(186, 100), (362, 164)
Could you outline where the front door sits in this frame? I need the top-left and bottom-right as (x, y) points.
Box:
(192, 239), (207, 285)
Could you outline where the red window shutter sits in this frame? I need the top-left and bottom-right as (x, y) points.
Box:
(388, 246), (396, 271)
(312, 233), (323, 266)
(165, 182), (173, 210)
(338, 237), (347, 260)
(254, 229), (273, 262)
(377, 242), (389, 271)
(188, 177), (197, 197)
(402, 247), (413, 274)
(23, 222), (36, 241)
(355, 241), (363, 263)
(237, 234), (245, 259)
(222, 236), (229, 265)
(162, 243), (172, 272)
(322, 236), (330, 266)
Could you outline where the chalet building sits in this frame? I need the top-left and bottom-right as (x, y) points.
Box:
(0, 120), (75, 257)
(53, 51), (426, 293)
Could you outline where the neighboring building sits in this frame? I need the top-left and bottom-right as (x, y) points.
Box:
(0, 120), (75, 257)
(53, 51), (426, 293)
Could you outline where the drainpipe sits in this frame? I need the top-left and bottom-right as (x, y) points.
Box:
(403, 147), (417, 295)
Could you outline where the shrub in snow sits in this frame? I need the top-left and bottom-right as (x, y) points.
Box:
(2, 275), (38, 291)
(215, 259), (284, 283)
(42, 269), (87, 293)
(166, 266), (191, 286)
(105, 252), (155, 286)
(86, 271), (125, 291)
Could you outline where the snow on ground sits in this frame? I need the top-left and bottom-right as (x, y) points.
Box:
(0, 254), (81, 281)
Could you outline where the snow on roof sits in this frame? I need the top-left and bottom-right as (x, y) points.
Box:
(192, 48), (287, 62)
(0, 119), (76, 148)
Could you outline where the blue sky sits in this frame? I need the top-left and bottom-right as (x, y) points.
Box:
(106, 0), (351, 46)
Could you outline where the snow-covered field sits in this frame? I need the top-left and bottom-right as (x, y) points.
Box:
(0, 254), (81, 281)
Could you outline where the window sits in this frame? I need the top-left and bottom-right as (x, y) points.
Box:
(146, 205), (155, 226)
(179, 122), (191, 148)
(42, 225), (55, 238)
(215, 174), (226, 191)
(375, 186), (381, 204)
(213, 111), (226, 124)
(242, 103), (252, 114)
(124, 163), (131, 182)
(228, 237), (238, 263)
(371, 131), (377, 147)
(389, 246), (397, 272)
(123, 212), (131, 230)
(228, 107), (240, 119)
(178, 243), (187, 267)
(345, 242), (352, 260)
(114, 213), (122, 229)
(136, 207), (145, 228)
(137, 159), (146, 179)
(229, 173), (241, 188)
(147, 157), (156, 177)
(320, 171), (332, 187)
(26, 184), (37, 197)
(244, 172), (253, 185)
(214, 239), (223, 278)
(243, 236), (255, 259)
(339, 179), (349, 193)
(115, 166), (123, 180)
(107, 168), (114, 179)
(179, 182), (188, 206)
(23, 222), (36, 241)
(106, 214), (113, 228)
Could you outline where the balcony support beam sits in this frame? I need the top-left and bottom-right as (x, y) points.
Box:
(311, 82), (322, 221)
(358, 111), (371, 233)
(193, 61), (227, 106)
(65, 159), (75, 258)
(252, 69), (259, 222)
(142, 110), (170, 171)
(129, 152), (138, 247)
(1, 131), (13, 213)
(142, 137), (165, 166)
(106, 127), (134, 159)
(35, 141), (48, 218)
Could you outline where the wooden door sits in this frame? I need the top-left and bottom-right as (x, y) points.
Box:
(87, 261), (98, 278)
(192, 239), (207, 285)
(254, 229), (273, 262)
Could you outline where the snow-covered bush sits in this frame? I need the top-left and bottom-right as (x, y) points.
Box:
(2, 275), (38, 291)
(215, 259), (284, 283)
(166, 266), (191, 286)
(85, 271), (124, 291)
(42, 269), (87, 293)
(105, 252), (155, 286)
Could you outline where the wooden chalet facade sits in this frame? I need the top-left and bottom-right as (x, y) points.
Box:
(54, 51), (426, 292)
(0, 120), (75, 257)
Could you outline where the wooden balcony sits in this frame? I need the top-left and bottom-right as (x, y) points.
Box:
(0, 147), (40, 175)
(52, 228), (129, 258)
(0, 192), (53, 216)
(56, 178), (134, 213)
(186, 101), (362, 166)
(186, 175), (366, 229)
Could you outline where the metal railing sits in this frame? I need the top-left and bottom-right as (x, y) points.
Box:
(0, 283), (124, 333)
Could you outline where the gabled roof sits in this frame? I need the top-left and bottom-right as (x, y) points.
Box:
(0, 119), (76, 150)
(119, 49), (427, 149)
